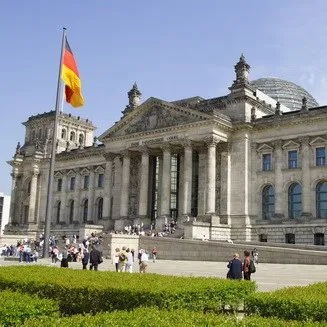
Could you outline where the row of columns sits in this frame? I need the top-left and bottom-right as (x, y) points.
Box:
(106, 136), (221, 221)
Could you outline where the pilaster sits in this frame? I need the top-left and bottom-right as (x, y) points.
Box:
(300, 137), (311, 218)
(138, 147), (150, 226)
(28, 166), (39, 223)
(182, 139), (193, 216)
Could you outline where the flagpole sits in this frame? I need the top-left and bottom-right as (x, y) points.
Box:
(43, 27), (67, 258)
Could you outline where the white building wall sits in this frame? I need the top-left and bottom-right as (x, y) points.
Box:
(0, 193), (11, 235)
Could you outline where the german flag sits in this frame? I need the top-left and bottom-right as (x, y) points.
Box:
(62, 37), (84, 107)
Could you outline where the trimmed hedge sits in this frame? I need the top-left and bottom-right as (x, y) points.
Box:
(245, 282), (327, 322)
(18, 308), (326, 327)
(0, 290), (59, 326)
(0, 266), (255, 315)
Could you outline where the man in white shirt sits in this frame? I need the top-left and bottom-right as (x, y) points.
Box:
(139, 249), (148, 273)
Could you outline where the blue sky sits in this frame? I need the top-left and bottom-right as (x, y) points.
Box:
(1, 0), (327, 194)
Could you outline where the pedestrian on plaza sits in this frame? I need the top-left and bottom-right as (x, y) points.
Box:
(82, 248), (90, 270)
(151, 247), (158, 263)
(89, 246), (102, 271)
(60, 247), (69, 268)
(243, 250), (252, 280)
(252, 248), (259, 264)
(125, 248), (134, 273)
(118, 246), (128, 272)
(114, 247), (120, 272)
(227, 253), (243, 280)
(139, 249), (149, 273)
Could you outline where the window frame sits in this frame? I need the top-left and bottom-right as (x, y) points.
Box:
(262, 153), (272, 171)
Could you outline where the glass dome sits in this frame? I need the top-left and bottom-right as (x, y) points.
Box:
(250, 77), (319, 111)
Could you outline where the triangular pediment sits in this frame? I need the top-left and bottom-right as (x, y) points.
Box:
(99, 97), (211, 141)
(80, 168), (90, 175)
(94, 166), (105, 174)
(257, 143), (273, 152)
(67, 169), (76, 177)
(310, 137), (327, 146)
(54, 172), (63, 179)
(282, 140), (300, 149)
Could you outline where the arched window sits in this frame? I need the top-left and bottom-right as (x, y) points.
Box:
(56, 201), (61, 224)
(78, 133), (84, 146)
(288, 183), (302, 219)
(70, 131), (75, 142)
(69, 200), (74, 224)
(97, 198), (103, 220)
(61, 128), (67, 139)
(316, 182), (327, 218)
(262, 185), (275, 220)
(83, 199), (88, 223)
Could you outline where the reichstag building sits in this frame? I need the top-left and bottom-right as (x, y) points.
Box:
(6, 55), (327, 246)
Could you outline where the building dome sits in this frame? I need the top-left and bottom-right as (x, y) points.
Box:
(250, 77), (319, 111)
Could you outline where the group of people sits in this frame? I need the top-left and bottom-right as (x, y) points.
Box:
(112, 247), (158, 273)
(227, 248), (258, 280)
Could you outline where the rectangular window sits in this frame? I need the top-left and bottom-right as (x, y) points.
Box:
(70, 177), (75, 191)
(83, 175), (90, 189)
(57, 178), (62, 192)
(288, 150), (298, 169)
(98, 174), (104, 188)
(316, 147), (326, 166)
(262, 154), (272, 171)
(285, 233), (295, 244)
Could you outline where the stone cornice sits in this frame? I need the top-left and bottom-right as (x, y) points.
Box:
(56, 147), (105, 162)
(253, 107), (327, 131)
(103, 119), (232, 144)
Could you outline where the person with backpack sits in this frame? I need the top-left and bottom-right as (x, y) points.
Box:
(118, 246), (128, 272)
(243, 250), (255, 280)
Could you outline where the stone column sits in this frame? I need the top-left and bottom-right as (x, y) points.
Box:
(73, 172), (81, 224)
(197, 149), (206, 216)
(205, 136), (219, 215)
(160, 144), (171, 217)
(59, 173), (68, 224)
(28, 166), (39, 223)
(300, 137), (311, 217)
(273, 140), (284, 218)
(138, 147), (150, 224)
(87, 168), (95, 223)
(103, 153), (115, 221)
(9, 168), (19, 225)
(182, 140), (192, 216)
(120, 150), (131, 219)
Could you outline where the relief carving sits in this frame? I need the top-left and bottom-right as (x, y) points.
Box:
(125, 105), (199, 134)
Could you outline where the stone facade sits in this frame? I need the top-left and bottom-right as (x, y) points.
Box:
(6, 56), (327, 246)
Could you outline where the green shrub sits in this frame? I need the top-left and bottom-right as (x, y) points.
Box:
(245, 282), (327, 322)
(0, 266), (255, 315)
(18, 308), (326, 327)
(0, 289), (59, 326)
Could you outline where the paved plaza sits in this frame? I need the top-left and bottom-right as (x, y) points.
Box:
(0, 256), (325, 292)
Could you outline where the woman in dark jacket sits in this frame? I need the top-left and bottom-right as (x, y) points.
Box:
(82, 249), (90, 270)
(227, 253), (243, 280)
(89, 246), (102, 271)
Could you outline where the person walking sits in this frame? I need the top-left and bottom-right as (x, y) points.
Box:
(125, 248), (134, 273)
(60, 247), (69, 268)
(82, 248), (90, 270)
(139, 249), (149, 273)
(252, 248), (259, 265)
(113, 248), (120, 272)
(227, 253), (243, 280)
(89, 246), (102, 271)
(243, 250), (252, 280)
(151, 247), (158, 263)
